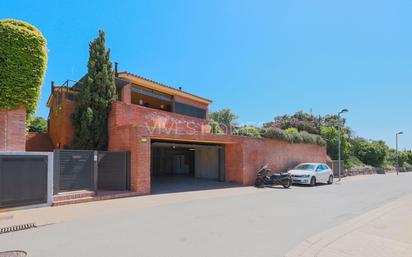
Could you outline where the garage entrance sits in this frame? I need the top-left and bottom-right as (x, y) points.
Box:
(151, 140), (226, 193)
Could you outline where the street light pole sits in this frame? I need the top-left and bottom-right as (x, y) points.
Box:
(396, 131), (404, 175)
(337, 109), (348, 182)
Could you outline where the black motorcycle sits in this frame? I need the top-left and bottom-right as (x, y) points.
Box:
(255, 164), (292, 188)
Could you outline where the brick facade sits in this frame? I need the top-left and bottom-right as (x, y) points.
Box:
(0, 108), (26, 151)
(47, 78), (327, 196)
(108, 101), (327, 194)
(109, 101), (210, 135)
(26, 132), (54, 152)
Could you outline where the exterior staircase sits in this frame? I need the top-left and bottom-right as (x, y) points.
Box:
(52, 190), (139, 206)
(52, 190), (97, 206)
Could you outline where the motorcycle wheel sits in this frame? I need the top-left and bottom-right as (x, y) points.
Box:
(255, 178), (264, 188)
(282, 179), (291, 188)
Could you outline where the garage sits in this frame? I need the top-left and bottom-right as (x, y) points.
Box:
(151, 140), (226, 193)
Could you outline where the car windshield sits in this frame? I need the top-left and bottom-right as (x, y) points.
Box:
(294, 164), (316, 171)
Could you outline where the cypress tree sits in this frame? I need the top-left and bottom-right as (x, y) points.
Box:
(71, 30), (116, 150)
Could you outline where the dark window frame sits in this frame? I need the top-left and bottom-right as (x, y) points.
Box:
(174, 102), (207, 119)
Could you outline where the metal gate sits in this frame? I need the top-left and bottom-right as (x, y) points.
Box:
(97, 151), (130, 191)
(0, 155), (48, 208)
(54, 150), (95, 193)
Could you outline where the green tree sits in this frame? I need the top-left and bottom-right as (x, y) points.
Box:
(321, 114), (346, 128)
(208, 109), (238, 134)
(208, 119), (224, 134)
(71, 30), (116, 150)
(352, 140), (387, 167)
(27, 115), (47, 133)
(398, 151), (412, 167)
(208, 109), (238, 126)
(0, 19), (48, 115)
(320, 126), (351, 160)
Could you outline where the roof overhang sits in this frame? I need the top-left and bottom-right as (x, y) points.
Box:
(118, 72), (212, 105)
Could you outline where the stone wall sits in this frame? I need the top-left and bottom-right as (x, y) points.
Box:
(344, 167), (385, 176)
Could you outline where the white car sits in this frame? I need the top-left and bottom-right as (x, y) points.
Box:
(288, 163), (334, 186)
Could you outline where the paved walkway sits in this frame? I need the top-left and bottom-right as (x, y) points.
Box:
(0, 185), (255, 228)
(285, 193), (412, 257)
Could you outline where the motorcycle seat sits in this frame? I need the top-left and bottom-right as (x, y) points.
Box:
(271, 172), (289, 177)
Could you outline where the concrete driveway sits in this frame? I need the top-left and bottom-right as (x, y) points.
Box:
(1, 173), (412, 257)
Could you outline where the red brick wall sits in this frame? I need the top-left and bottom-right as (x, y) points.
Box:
(235, 137), (327, 185)
(110, 101), (210, 134)
(108, 117), (327, 194)
(26, 132), (54, 152)
(0, 108), (26, 151)
(225, 142), (245, 184)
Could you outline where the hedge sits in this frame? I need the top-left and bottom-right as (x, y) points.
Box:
(0, 19), (48, 114)
(233, 126), (261, 138)
(260, 127), (326, 146)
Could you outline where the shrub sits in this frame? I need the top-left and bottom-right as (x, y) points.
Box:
(273, 111), (321, 134)
(300, 131), (316, 144)
(0, 19), (48, 114)
(352, 141), (387, 167)
(285, 127), (298, 133)
(404, 162), (412, 170)
(260, 127), (324, 146)
(346, 155), (366, 169)
(398, 151), (412, 168)
(287, 130), (303, 143)
(315, 135), (326, 146)
(261, 127), (289, 141)
(233, 126), (261, 138)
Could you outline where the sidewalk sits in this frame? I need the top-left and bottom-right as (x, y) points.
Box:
(285, 193), (412, 257)
(0, 186), (255, 229)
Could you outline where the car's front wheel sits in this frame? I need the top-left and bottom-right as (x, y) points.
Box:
(327, 175), (333, 184)
(282, 179), (291, 188)
(310, 176), (316, 186)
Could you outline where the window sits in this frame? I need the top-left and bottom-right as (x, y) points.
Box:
(316, 165), (324, 171)
(294, 164), (316, 171)
(174, 102), (207, 119)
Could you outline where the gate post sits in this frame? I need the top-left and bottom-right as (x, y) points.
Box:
(93, 151), (98, 191)
(53, 149), (60, 194)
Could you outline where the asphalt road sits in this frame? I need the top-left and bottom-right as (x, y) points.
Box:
(1, 173), (412, 257)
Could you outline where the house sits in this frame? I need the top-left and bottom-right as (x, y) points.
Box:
(37, 69), (327, 196)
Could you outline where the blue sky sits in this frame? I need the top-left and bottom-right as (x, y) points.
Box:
(1, 0), (411, 149)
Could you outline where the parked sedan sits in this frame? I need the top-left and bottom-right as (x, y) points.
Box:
(288, 163), (333, 186)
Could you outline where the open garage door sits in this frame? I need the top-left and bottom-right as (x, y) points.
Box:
(151, 141), (225, 190)
(195, 147), (220, 180)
